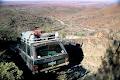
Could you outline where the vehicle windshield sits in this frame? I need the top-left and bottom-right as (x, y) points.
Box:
(35, 42), (64, 58)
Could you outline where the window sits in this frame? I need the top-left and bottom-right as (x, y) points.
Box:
(27, 45), (30, 56)
(20, 42), (31, 57)
(20, 42), (26, 52)
(35, 42), (63, 58)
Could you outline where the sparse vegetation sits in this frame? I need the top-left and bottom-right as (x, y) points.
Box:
(59, 30), (67, 38)
(74, 31), (85, 36)
(0, 7), (65, 40)
(0, 62), (23, 80)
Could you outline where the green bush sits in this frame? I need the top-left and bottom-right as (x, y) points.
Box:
(0, 62), (23, 80)
(74, 31), (85, 36)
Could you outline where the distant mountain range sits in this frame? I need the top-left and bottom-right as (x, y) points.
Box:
(0, 0), (115, 6)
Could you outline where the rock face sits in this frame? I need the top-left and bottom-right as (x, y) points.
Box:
(58, 31), (120, 80)
(81, 36), (109, 73)
(64, 31), (111, 73)
(76, 31), (120, 80)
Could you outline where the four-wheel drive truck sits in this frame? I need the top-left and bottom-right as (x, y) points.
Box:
(17, 31), (68, 74)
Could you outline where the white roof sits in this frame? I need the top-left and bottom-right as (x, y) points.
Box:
(21, 31), (59, 45)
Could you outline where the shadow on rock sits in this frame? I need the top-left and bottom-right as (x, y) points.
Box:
(64, 43), (84, 67)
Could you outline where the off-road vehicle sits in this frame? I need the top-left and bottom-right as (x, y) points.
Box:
(17, 31), (68, 74)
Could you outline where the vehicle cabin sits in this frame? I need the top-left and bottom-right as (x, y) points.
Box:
(18, 31), (68, 74)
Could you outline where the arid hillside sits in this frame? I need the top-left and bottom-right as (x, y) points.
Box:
(0, 2), (120, 80)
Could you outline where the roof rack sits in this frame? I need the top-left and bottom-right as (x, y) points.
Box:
(21, 31), (60, 45)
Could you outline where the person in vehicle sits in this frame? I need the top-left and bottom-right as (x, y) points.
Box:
(33, 27), (42, 38)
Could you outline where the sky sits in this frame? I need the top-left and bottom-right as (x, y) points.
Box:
(1, 0), (119, 3)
